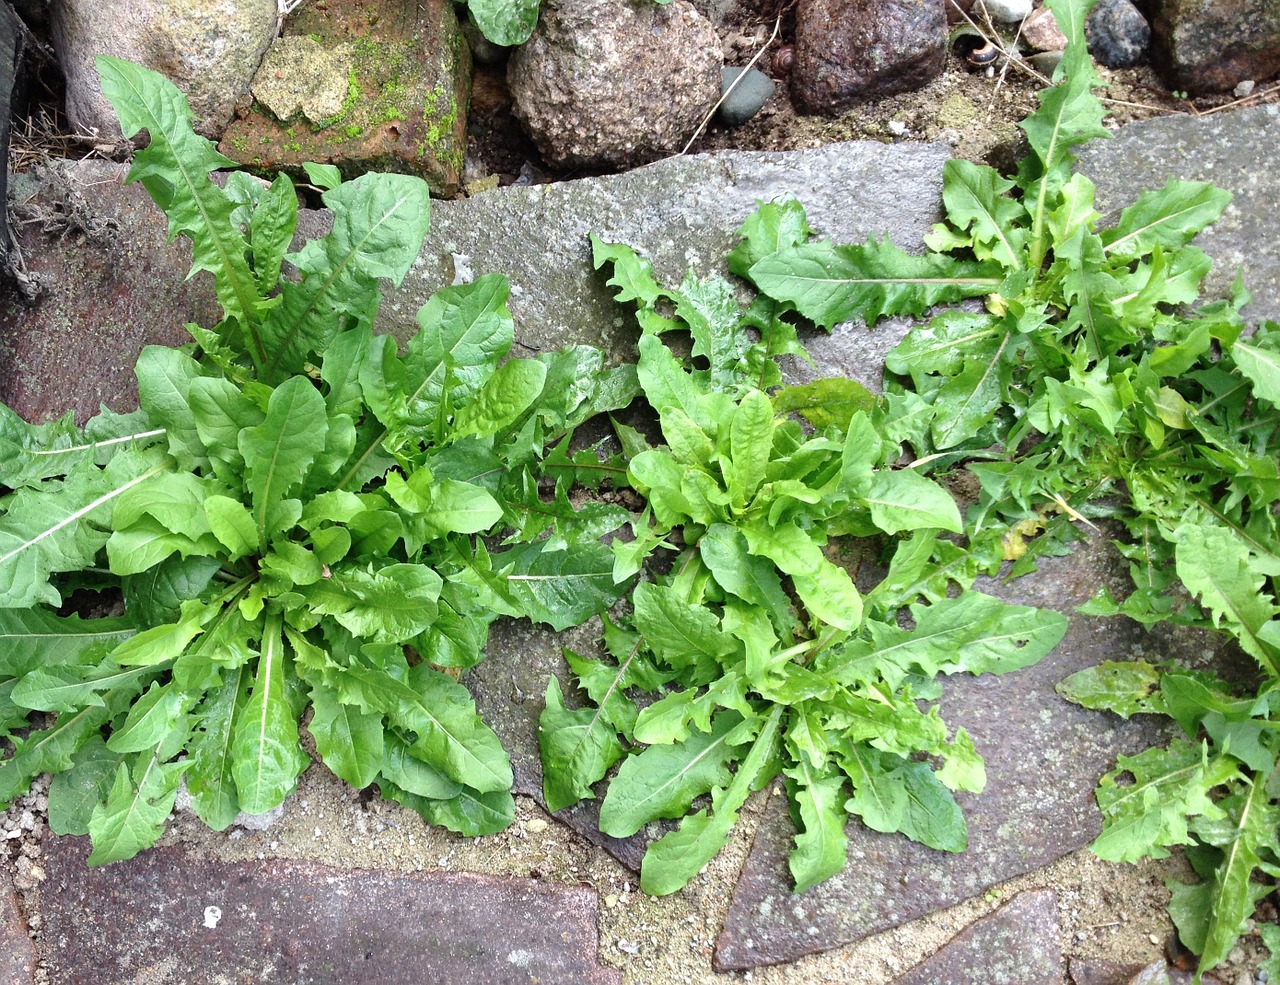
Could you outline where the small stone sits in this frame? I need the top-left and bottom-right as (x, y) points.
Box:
(1086, 0), (1150, 68)
(525, 818), (548, 834)
(1022, 7), (1068, 51)
(977, 0), (1032, 24)
(887, 119), (907, 136)
(604, 894), (619, 908)
(1028, 50), (1065, 75)
(718, 66), (775, 127)
(1235, 79), (1256, 97)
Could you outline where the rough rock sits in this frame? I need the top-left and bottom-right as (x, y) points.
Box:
(1077, 103), (1280, 325)
(976, 0), (1032, 23)
(1087, 0), (1151, 68)
(0, 160), (215, 424)
(48, 0), (276, 139)
(687, 0), (779, 30)
(791, 0), (948, 114)
(217, 0), (470, 197)
(1023, 6), (1069, 50)
(1148, 0), (1280, 93)
(719, 65), (776, 126)
(712, 537), (1199, 969)
(41, 836), (622, 984)
(891, 890), (1063, 984)
(0, 871), (34, 985)
(506, 0), (722, 168)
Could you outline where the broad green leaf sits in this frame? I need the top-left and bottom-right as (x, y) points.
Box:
(633, 581), (735, 681)
(240, 376), (329, 544)
(748, 237), (999, 329)
(337, 662), (512, 794)
(600, 713), (744, 837)
(726, 389), (774, 509)
(452, 358), (547, 439)
(379, 733), (462, 801)
(786, 760), (849, 892)
(1101, 180), (1232, 260)
(539, 676), (626, 812)
(1232, 340), (1280, 405)
(204, 495), (260, 557)
(481, 541), (625, 631)
(184, 668), (248, 830)
(87, 753), (189, 865)
(465, 0), (540, 45)
(382, 780), (515, 836)
(106, 680), (191, 754)
(302, 563), (442, 644)
(0, 609), (135, 677)
(0, 704), (113, 805)
(858, 468), (962, 534)
(47, 736), (120, 836)
(698, 524), (793, 634)
(383, 274), (515, 433)
(259, 172), (431, 378)
(1175, 524), (1280, 673)
(0, 454), (168, 608)
(1192, 776), (1280, 975)
(640, 706), (782, 895)
(134, 346), (208, 471)
(308, 681), (384, 789)
(231, 619), (308, 814)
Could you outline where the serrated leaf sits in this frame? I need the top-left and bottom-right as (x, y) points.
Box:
(465, 0), (540, 45)
(858, 468), (963, 534)
(539, 676), (626, 813)
(1101, 180), (1232, 260)
(1092, 739), (1238, 862)
(748, 237), (1000, 328)
(0, 609), (136, 677)
(46, 736), (120, 837)
(786, 760), (849, 892)
(259, 172), (431, 378)
(1232, 340), (1280, 405)
(87, 753), (189, 865)
(600, 712), (744, 837)
(184, 667), (247, 830)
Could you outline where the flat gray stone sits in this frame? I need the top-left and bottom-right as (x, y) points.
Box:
(713, 538), (1234, 970)
(892, 889), (1062, 985)
(1077, 103), (1280, 325)
(41, 836), (620, 985)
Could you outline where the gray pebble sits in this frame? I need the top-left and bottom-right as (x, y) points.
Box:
(718, 66), (775, 127)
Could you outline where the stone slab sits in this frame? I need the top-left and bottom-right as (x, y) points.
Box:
(41, 835), (620, 985)
(712, 537), (1236, 970)
(0, 160), (216, 424)
(1077, 103), (1280, 326)
(0, 874), (33, 985)
(891, 889), (1063, 985)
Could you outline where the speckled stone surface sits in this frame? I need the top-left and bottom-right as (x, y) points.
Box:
(1077, 103), (1280, 325)
(891, 889), (1062, 984)
(712, 535), (1226, 970)
(40, 836), (621, 985)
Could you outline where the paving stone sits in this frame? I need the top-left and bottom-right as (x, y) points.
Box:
(0, 160), (216, 424)
(0, 871), (34, 985)
(891, 889), (1062, 985)
(40, 835), (620, 985)
(1066, 957), (1217, 984)
(712, 537), (1236, 970)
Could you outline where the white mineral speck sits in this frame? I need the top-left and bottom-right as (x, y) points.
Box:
(203, 906), (222, 929)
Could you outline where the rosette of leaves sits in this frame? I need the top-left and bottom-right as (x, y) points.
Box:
(537, 234), (1069, 896)
(0, 57), (635, 864)
(731, 0), (1280, 973)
